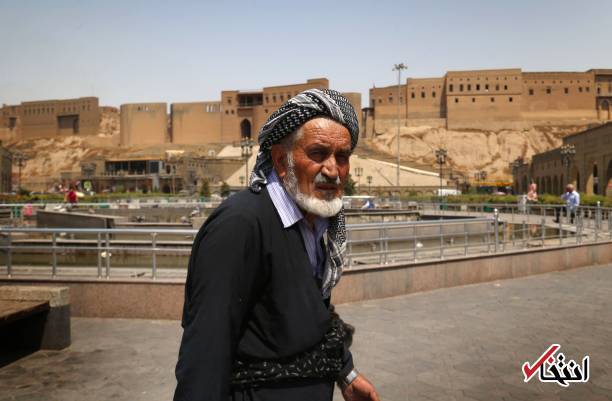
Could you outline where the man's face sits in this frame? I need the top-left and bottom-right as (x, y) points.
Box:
(285, 118), (352, 201)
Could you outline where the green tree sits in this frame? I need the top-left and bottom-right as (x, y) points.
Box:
(220, 181), (231, 197)
(343, 174), (356, 196)
(200, 178), (211, 198)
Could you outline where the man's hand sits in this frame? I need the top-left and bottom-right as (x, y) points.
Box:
(341, 374), (380, 401)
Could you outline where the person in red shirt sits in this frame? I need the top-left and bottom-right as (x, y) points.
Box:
(65, 185), (78, 209)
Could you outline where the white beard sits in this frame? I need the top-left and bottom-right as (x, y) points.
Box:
(283, 154), (343, 218)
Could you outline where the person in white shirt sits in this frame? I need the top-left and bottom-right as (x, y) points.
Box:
(554, 184), (580, 224)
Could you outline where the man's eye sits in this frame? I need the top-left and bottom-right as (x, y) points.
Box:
(308, 151), (327, 161)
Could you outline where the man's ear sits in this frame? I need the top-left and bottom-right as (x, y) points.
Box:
(271, 144), (288, 179)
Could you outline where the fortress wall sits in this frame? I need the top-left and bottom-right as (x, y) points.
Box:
(406, 77), (445, 119)
(119, 103), (167, 146)
(171, 102), (222, 145)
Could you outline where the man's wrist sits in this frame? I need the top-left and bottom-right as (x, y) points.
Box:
(339, 368), (359, 389)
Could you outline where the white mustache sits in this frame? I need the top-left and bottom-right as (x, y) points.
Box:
(314, 172), (340, 186)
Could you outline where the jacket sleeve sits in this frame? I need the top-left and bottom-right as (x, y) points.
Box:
(174, 208), (262, 401)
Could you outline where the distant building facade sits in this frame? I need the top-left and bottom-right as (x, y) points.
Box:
(367, 68), (612, 134)
(0, 97), (101, 140)
(119, 78), (362, 147)
(79, 150), (243, 194)
(0, 142), (12, 192)
(512, 122), (612, 196)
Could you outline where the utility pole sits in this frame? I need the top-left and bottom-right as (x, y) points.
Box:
(393, 63), (407, 188)
(435, 148), (447, 196)
(13, 152), (28, 191)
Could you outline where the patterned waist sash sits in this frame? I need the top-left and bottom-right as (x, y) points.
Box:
(231, 311), (354, 388)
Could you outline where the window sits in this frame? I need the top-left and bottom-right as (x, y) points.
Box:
(509, 97), (513, 102)
(529, 89), (534, 95)
(227, 98), (232, 105)
(449, 84), (454, 92)
(546, 88), (551, 94)
(495, 84), (500, 91)
(455, 98), (459, 103)
(597, 87), (601, 94)
(564, 88), (569, 94)
(265, 96), (269, 103)
(504, 85), (508, 90)
(472, 98), (476, 103)
(485, 84), (489, 91)
(578, 87), (583, 93)
(378, 99), (382, 104)
(432, 91), (436, 98)
(411, 92), (415, 99)
(467, 84), (471, 91)
(273, 95), (277, 102)
(231, 110), (234, 114)
(388, 96), (393, 103)
(476, 84), (480, 91)
(280, 95), (284, 101)
(225, 110), (229, 115)
(586, 87), (590, 92)
(421, 92), (425, 98)
(460, 84), (464, 92)
(490, 97), (495, 103)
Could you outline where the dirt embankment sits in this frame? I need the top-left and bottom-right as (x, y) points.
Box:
(368, 123), (592, 180)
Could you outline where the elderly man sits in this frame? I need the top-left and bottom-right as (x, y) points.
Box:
(174, 89), (380, 401)
(554, 184), (580, 224)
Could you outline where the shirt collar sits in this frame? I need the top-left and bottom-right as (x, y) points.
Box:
(266, 170), (328, 233)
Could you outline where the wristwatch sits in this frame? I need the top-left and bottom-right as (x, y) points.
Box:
(340, 368), (359, 388)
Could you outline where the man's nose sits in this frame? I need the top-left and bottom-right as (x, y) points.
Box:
(321, 156), (339, 180)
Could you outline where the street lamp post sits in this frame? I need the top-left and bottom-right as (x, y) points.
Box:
(240, 137), (255, 188)
(366, 175), (373, 194)
(435, 148), (447, 195)
(474, 170), (487, 192)
(13, 152), (28, 191)
(560, 144), (576, 187)
(510, 157), (524, 194)
(393, 63), (407, 189)
(354, 167), (363, 192)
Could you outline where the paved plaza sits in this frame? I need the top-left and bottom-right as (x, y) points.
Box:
(1, 263), (611, 401)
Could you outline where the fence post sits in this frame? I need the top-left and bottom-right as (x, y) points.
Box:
(464, 222), (468, 256)
(151, 232), (158, 280)
(493, 209), (499, 253)
(439, 221), (444, 259)
(558, 215), (563, 246)
(594, 203), (599, 242)
(541, 217), (546, 247)
(105, 232), (111, 279)
(522, 220), (527, 249)
(412, 224), (418, 262)
(52, 232), (58, 278)
(97, 233), (102, 279)
(6, 231), (12, 278)
(378, 228), (384, 265)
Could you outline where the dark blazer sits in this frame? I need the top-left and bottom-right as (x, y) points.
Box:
(174, 187), (352, 401)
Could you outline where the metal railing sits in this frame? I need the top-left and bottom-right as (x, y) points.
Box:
(2, 207), (610, 280)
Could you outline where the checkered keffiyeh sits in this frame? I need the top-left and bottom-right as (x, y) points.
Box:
(249, 89), (359, 298)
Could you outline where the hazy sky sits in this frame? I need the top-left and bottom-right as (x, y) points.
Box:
(1, 0), (611, 107)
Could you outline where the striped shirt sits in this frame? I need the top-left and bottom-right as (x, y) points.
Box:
(267, 170), (328, 279)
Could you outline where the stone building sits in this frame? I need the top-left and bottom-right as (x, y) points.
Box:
(121, 78), (362, 147)
(79, 148), (243, 194)
(0, 97), (101, 140)
(367, 68), (612, 134)
(119, 103), (168, 146)
(0, 142), (12, 193)
(513, 122), (612, 196)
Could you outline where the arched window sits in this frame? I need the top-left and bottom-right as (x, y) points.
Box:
(240, 119), (252, 139)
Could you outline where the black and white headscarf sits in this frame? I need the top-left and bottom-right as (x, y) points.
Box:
(249, 89), (359, 298)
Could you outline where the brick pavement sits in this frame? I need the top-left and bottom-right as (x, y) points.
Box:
(1, 263), (611, 401)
